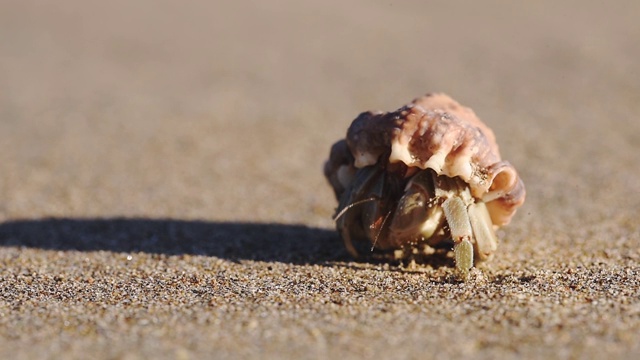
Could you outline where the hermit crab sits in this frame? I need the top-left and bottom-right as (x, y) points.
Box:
(324, 93), (525, 277)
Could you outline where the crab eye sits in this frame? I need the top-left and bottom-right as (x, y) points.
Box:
(391, 187), (428, 232)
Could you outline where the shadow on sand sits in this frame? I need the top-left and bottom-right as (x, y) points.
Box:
(0, 218), (350, 265)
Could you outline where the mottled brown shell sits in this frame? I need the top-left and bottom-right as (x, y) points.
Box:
(325, 93), (525, 226)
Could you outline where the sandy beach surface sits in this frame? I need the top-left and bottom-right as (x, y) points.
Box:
(1, 1), (639, 359)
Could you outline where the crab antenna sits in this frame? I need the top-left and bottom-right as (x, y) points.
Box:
(371, 209), (392, 251)
(332, 197), (377, 222)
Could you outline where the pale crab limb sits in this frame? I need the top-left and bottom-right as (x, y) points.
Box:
(468, 202), (498, 262)
(442, 196), (474, 278)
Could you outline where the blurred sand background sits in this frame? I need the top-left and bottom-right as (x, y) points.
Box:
(1, 0), (639, 359)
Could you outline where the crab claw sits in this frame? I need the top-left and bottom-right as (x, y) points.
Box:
(442, 196), (474, 277)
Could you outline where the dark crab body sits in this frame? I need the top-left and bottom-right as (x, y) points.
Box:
(324, 93), (526, 276)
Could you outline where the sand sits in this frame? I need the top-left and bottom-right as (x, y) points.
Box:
(1, 1), (639, 359)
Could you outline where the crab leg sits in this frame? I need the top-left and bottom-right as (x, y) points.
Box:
(334, 165), (384, 257)
(442, 196), (474, 277)
(468, 202), (498, 262)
